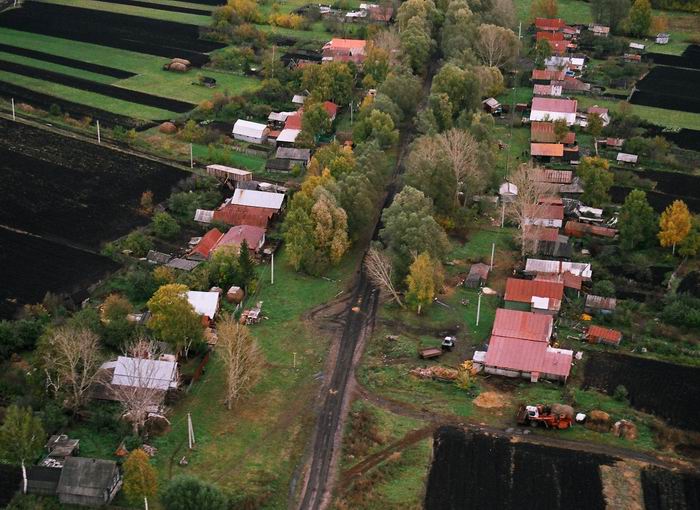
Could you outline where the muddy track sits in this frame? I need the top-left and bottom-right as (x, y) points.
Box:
(294, 60), (438, 510)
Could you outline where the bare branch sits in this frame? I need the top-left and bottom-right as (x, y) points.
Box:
(365, 247), (405, 307)
(217, 317), (263, 410)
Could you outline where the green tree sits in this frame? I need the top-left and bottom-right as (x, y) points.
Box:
(678, 216), (700, 258)
(659, 199), (692, 254)
(123, 449), (158, 506)
(396, 0), (437, 31)
(302, 62), (354, 105)
(122, 232), (153, 257)
(378, 71), (422, 119)
(431, 64), (481, 116)
(579, 156), (614, 207)
(618, 190), (657, 250)
(379, 186), (449, 276)
(353, 110), (399, 148)
(531, 39), (551, 67)
(237, 239), (256, 289)
(147, 284), (203, 356)
(590, 0), (630, 32)
(404, 143), (458, 216)
(405, 252), (444, 314)
(301, 101), (331, 141)
(400, 17), (434, 73)
(553, 118), (569, 143)
(628, 0), (652, 36)
(101, 294), (132, 322)
(363, 44), (390, 85)
(152, 212), (180, 240)
(339, 172), (377, 239)
(161, 476), (227, 510)
(440, 0), (476, 60)
(283, 198), (316, 272)
(587, 112), (604, 138)
(311, 191), (350, 269)
(0, 405), (45, 493)
(208, 247), (241, 291)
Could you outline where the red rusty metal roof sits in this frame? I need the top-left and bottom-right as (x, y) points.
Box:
(213, 204), (276, 229)
(531, 143), (564, 157)
(533, 168), (573, 184)
(535, 17), (565, 31)
(485, 336), (572, 378)
(549, 40), (570, 55)
(284, 113), (302, 130)
(531, 122), (576, 144)
(536, 31), (564, 41)
(586, 325), (622, 345)
(189, 228), (223, 259)
(505, 278), (564, 304)
(531, 97), (578, 114)
(525, 204), (565, 220)
(531, 69), (566, 81)
(534, 271), (582, 290)
(564, 221), (618, 238)
(523, 226), (559, 242)
(491, 308), (552, 343)
(216, 225), (266, 252)
(323, 101), (338, 120)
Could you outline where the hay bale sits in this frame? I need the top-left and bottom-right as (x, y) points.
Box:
(585, 410), (611, 432)
(226, 286), (245, 304)
(169, 62), (188, 73)
(171, 58), (191, 66)
(613, 419), (638, 440)
(551, 403), (574, 420)
(17, 102), (35, 113)
(159, 121), (177, 134)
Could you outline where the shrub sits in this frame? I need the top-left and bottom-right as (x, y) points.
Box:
(592, 280), (616, 297)
(161, 476), (228, 510)
(122, 232), (154, 257)
(613, 385), (629, 402)
(49, 104), (61, 116)
(151, 212), (181, 240)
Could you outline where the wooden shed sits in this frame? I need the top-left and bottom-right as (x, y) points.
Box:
(465, 263), (490, 288)
(586, 325), (622, 346)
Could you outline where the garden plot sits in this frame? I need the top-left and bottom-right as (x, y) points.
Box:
(583, 352), (700, 431)
(611, 169), (700, 213)
(90, 0), (213, 16)
(0, 3), (223, 66)
(647, 44), (700, 71)
(36, 0), (212, 24)
(0, 59), (196, 112)
(631, 66), (700, 114)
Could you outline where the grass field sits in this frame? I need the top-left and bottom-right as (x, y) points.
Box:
(37, 0), (213, 24)
(575, 95), (700, 130)
(148, 248), (358, 504)
(514, 0), (593, 25)
(0, 28), (260, 107)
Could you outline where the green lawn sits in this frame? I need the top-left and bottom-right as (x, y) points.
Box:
(0, 51), (117, 84)
(37, 0), (212, 24)
(0, 28), (260, 106)
(150, 248), (359, 503)
(514, 0), (593, 24)
(128, 0), (216, 11)
(0, 70), (177, 120)
(575, 95), (700, 130)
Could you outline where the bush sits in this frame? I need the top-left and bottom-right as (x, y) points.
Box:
(592, 280), (616, 297)
(661, 295), (700, 329)
(122, 232), (154, 257)
(151, 212), (181, 240)
(49, 104), (61, 116)
(613, 385), (629, 402)
(161, 476), (228, 510)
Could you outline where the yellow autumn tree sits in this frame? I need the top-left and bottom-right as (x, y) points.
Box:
(123, 449), (158, 506)
(405, 252), (444, 315)
(659, 200), (691, 254)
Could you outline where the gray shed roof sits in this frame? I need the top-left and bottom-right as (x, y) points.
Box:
(166, 258), (201, 271)
(57, 457), (119, 499)
(276, 147), (311, 161)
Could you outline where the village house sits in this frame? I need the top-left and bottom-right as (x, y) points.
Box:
(545, 55), (586, 72)
(535, 17), (565, 32)
(525, 258), (592, 280)
(232, 119), (269, 144)
(205, 164), (253, 183)
(504, 278), (564, 314)
(188, 228), (224, 261)
(56, 457), (122, 507)
(534, 271), (582, 297)
(271, 147), (312, 170)
(482, 97), (502, 114)
(322, 38), (367, 64)
(530, 142), (564, 162)
(656, 33), (670, 44)
(524, 203), (565, 228)
(556, 76), (591, 93)
(532, 168), (573, 185)
(587, 105), (610, 126)
(531, 121), (576, 145)
(523, 225), (570, 257)
(189, 225), (265, 260)
(212, 189), (285, 229)
(187, 290), (220, 324)
(536, 31), (564, 42)
(586, 325), (622, 346)
(465, 262), (490, 288)
(617, 152), (639, 165)
(530, 97), (578, 126)
(474, 308), (573, 383)
(589, 24), (610, 37)
(605, 137), (625, 150)
(585, 294), (617, 315)
(531, 69), (567, 83)
(499, 181), (518, 203)
(533, 83), (563, 97)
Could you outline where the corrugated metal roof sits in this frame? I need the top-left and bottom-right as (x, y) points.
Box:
(231, 189), (285, 210)
(586, 294), (617, 310)
(523, 226), (559, 242)
(533, 168), (573, 184)
(57, 457), (119, 498)
(277, 128), (301, 143)
(206, 164), (252, 177)
(276, 147), (311, 160)
(535, 17), (565, 30)
(587, 325), (622, 344)
(491, 308), (553, 342)
(112, 356), (178, 390)
(217, 225), (265, 251)
(187, 291), (219, 319)
(525, 203), (565, 220)
(531, 69), (567, 81)
(485, 336), (572, 377)
(189, 228), (223, 259)
(213, 204), (275, 228)
(531, 97), (578, 114)
(536, 31), (564, 41)
(233, 119), (267, 138)
(505, 278), (564, 304)
(564, 221), (618, 238)
(324, 38), (367, 50)
(525, 259), (592, 279)
(531, 143), (564, 157)
(617, 152), (638, 163)
(468, 263), (490, 279)
(531, 122), (576, 144)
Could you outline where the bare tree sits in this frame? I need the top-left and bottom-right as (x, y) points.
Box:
(474, 24), (519, 68)
(437, 129), (483, 203)
(43, 327), (103, 412)
(373, 28), (402, 66)
(505, 163), (558, 255)
(217, 317), (263, 410)
(110, 338), (169, 436)
(365, 247), (405, 307)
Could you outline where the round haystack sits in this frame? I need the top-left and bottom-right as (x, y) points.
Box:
(171, 58), (191, 66)
(551, 403), (574, 420)
(159, 121), (177, 134)
(473, 391), (508, 409)
(169, 62), (188, 73)
(585, 410), (611, 432)
(613, 419), (638, 440)
(226, 286), (245, 304)
(145, 414), (171, 436)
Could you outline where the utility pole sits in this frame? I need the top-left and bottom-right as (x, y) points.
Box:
(271, 253), (274, 285)
(11, 98), (15, 120)
(501, 201), (505, 228)
(187, 413), (195, 449)
(271, 45), (276, 79)
(144, 497), (149, 510)
(189, 143), (193, 169)
(293, 352), (297, 369)
(476, 292), (482, 327)
(350, 102), (353, 125)
(490, 242), (495, 270)
(96, 120), (101, 144)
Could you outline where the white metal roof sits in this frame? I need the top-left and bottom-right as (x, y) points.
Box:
(499, 182), (518, 195)
(231, 189), (285, 210)
(277, 128), (301, 143)
(292, 94), (306, 104)
(206, 164), (251, 177)
(617, 152), (638, 163)
(194, 209), (214, 223)
(112, 356), (178, 390)
(629, 42), (645, 50)
(232, 119), (267, 138)
(186, 291), (219, 319)
(525, 259), (592, 279)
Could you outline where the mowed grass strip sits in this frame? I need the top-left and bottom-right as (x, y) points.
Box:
(36, 0), (212, 25)
(575, 95), (700, 130)
(99, 0), (216, 11)
(150, 248), (358, 501)
(0, 70), (176, 120)
(0, 50), (117, 84)
(0, 29), (260, 103)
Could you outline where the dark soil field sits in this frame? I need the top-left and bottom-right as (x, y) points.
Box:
(0, 59), (195, 113)
(610, 186), (700, 213)
(0, 80), (150, 128)
(92, 0), (212, 16)
(0, 42), (136, 79)
(424, 426), (611, 510)
(647, 44), (700, 70)
(0, 118), (186, 248)
(631, 67), (700, 114)
(642, 467), (700, 510)
(583, 352), (700, 431)
(0, 3), (223, 66)
(664, 128), (700, 152)
(0, 228), (118, 319)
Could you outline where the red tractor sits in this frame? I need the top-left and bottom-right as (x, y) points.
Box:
(517, 404), (574, 430)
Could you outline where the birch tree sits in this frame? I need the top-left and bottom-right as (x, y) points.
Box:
(217, 317), (263, 410)
(43, 327), (103, 412)
(659, 200), (692, 255)
(365, 247), (404, 307)
(475, 24), (519, 69)
(0, 405), (45, 494)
